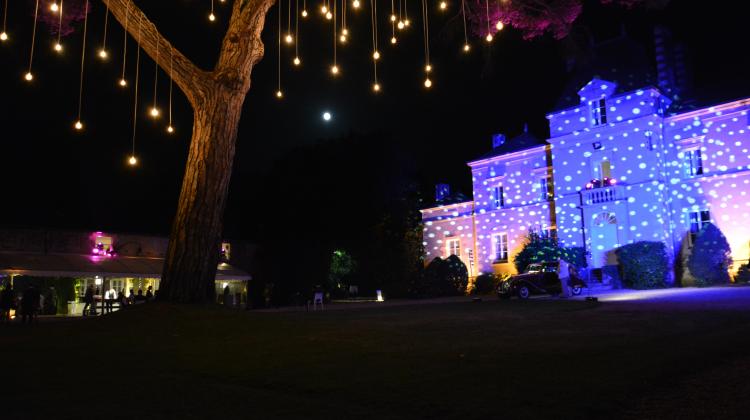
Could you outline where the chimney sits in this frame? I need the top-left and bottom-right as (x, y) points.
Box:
(492, 133), (506, 149)
(435, 183), (451, 202)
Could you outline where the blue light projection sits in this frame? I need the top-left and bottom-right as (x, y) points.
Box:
(421, 78), (750, 284)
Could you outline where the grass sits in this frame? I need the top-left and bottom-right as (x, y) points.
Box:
(5, 297), (750, 419)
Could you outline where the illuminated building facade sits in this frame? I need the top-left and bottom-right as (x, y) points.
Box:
(422, 78), (750, 284)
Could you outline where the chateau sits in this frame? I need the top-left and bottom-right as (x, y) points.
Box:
(421, 79), (750, 284)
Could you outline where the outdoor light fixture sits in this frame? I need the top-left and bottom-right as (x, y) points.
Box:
(0, 32), (7, 41)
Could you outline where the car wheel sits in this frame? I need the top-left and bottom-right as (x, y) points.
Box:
(517, 286), (530, 299)
(571, 285), (583, 295)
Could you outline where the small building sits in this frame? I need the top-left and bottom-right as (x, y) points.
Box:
(0, 229), (256, 313)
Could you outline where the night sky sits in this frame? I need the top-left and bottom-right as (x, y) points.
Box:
(0, 0), (748, 240)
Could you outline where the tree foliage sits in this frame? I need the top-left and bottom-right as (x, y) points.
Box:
(687, 223), (732, 286)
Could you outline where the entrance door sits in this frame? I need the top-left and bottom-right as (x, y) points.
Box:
(590, 212), (619, 267)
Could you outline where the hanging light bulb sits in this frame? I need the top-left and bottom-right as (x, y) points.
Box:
(439, 1), (447, 10)
(496, 21), (504, 31)
(208, 13), (216, 21)
(372, 50), (380, 60)
(373, 82), (380, 92)
(276, 90), (283, 98)
(302, 9), (308, 17)
(321, 5), (328, 14)
(293, 56), (301, 66)
(331, 64), (339, 75)
(74, 121), (83, 130)
(99, 49), (108, 59)
(397, 21), (404, 30)
(424, 78), (432, 88)
(167, 125), (174, 133)
(339, 34), (347, 43)
(352, 0), (360, 8)
(425, 64), (432, 73)
(54, 42), (63, 52)
(285, 33), (293, 44)
(463, 43), (470, 52)
(50, 2), (59, 13)
(119, 78), (127, 87)
(390, 14), (396, 22)
(390, 36), (397, 44)
(150, 107), (160, 118)
(0, 32), (7, 42)
(325, 11), (332, 19)
(24, 72), (33, 81)
(342, 28), (349, 35)
(485, 33), (493, 43)
(128, 155), (138, 166)
(405, 19), (411, 27)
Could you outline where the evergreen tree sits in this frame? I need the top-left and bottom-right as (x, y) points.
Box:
(688, 223), (732, 286)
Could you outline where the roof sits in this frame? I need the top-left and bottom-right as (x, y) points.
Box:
(0, 252), (251, 281)
(469, 131), (548, 163)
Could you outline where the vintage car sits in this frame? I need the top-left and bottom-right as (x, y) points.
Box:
(497, 262), (586, 299)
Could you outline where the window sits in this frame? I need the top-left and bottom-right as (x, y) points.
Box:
(596, 159), (612, 180)
(591, 98), (607, 126)
(539, 177), (553, 201)
(446, 238), (461, 257)
(684, 148), (704, 176)
(542, 226), (558, 242)
(492, 186), (504, 209)
(492, 233), (508, 263)
(689, 210), (711, 245)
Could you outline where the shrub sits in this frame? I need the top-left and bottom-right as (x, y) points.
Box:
(559, 247), (588, 268)
(472, 273), (498, 295)
(688, 223), (732, 286)
(420, 256), (468, 297)
(735, 263), (750, 284)
(615, 241), (669, 289)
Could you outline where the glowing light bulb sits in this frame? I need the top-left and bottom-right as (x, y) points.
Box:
(425, 64), (432, 73)
(128, 156), (137, 166)
(353, 0), (360, 8)
(424, 78), (432, 88)
(150, 107), (160, 118)
(342, 28), (349, 36)
(390, 36), (397, 44)
(405, 19), (411, 27)
(323, 111), (332, 121)
(485, 33), (493, 43)
(373, 83), (381, 92)
(321, 5), (328, 14)
(167, 126), (174, 133)
(463, 43), (470, 52)
(119, 78), (127, 87)
(339, 34), (347, 43)
(372, 50), (380, 60)
(24, 72), (33, 81)
(208, 13), (216, 22)
(325, 11), (332, 20)
(397, 21), (405, 30)
(331, 65), (339, 75)
(99, 49), (108, 59)
(74, 121), (83, 130)
(293, 56), (301, 66)
(285, 34), (293, 44)
(302, 9), (308, 17)
(54, 43), (62, 52)
(50, 2), (59, 13)
(390, 14), (396, 22)
(439, 1), (447, 10)
(0, 32), (8, 42)
(496, 21), (504, 31)
(276, 90), (283, 98)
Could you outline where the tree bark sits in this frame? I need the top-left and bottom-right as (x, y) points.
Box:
(101, 0), (276, 302)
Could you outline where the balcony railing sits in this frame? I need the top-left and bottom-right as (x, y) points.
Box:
(581, 185), (627, 205)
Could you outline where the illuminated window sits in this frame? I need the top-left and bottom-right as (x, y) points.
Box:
(591, 98), (607, 126)
(492, 233), (508, 263)
(684, 148), (704, 176)
(539, 177), (553, 201)
(446, 238), (461, 257)
(598, 159), (612, 179)
(689, 210), (710, 245)
(492, 186), (504, 209)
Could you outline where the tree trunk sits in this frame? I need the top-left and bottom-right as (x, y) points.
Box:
(158, 90), (246, 303)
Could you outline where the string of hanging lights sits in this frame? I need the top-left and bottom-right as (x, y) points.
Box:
(0, 0), (9, 41)
(119, 4), (129, 87)
(129, 15), (143, 166)
(53, 0), (63, 53)
(24, 0), (40, 81)
(73, 0), (89, 131)
(293, 0), (300, 65)
(99, 3), (109, 59)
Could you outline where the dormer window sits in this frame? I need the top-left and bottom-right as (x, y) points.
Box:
(684, 148), (704, 177)
(591, 98), (607, 126)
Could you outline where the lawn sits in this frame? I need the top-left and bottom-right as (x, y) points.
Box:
(4, 297), (750, 419)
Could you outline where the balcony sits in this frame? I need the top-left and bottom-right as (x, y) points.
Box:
(581, 185), (627, 205)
